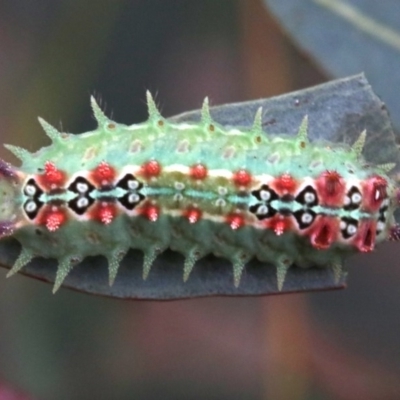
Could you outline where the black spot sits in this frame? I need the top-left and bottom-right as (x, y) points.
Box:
(295, 185), (318, 207)
(340, 217), (358, 239)
(344, 187), (362, 211)
(293, 210), (316, 229)
(249, 204), (277, 220)
(118, 192), (145, 210)
(251, 185), (278, 203)
(116, 173), (143, 191)
(68, 176), (95, 195)
(23, 199), (43, 219)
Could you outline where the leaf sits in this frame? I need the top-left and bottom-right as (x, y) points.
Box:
(0, 74), (397, 299)
(264, 0), (400, 130)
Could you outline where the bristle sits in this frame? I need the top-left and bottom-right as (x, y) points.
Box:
(38, 117), (62, 142)
(297, 115), (309, 142)
(146, 91), (161, 120)
(252, 107), (263, 133)
(376, 163), (396, 173)
(183, 248), (201, 282)
(4, 144), (30, 163)
(142, 247), (158, 280)
(6, 248), (33, 277)
(276, 259), (290, 291)
(352, 130), (366, 157)
(90, 95), (109, 126)
(53, 257), (80, 293)
(108, 248), (127, 286)
(232, 251), (251, 287)
(331, 262), (343, 284)
(201, 97), (211, 123)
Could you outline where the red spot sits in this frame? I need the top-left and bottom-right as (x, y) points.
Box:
(362, 175), (387, 212)
(232, 169), (252, 187)
(40, 206), (67, 232)
(309, 216), (338, 249)
(266, 216), (291, 236)
(141, 160), (161, 179)
(226, 213), (245, 230)
(140, 203), (159, 222)
(38, 161), (66, 190)
(190, 163), (208, 180)
(184, 207), (202, 224)
(92, 202), (116, 225)
(91, 161), (115, 186)
(272, 173), (297, 195)
(352, 220), (376, 252)
(315, 170), (345, 206)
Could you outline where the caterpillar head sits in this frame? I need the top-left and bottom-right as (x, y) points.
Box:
(0, 159), (22, 237)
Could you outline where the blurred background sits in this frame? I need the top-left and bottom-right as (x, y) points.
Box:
(1, 0), (400, 399)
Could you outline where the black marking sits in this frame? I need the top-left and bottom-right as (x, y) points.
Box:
(117, 173), (143, 191)
(252, 185), (278, 203)
(295, 185), (318, 207)
(67, 177), (95, 215)
(68, 177), (95, 195)
(294, 210), (316, 229)
(340, 217), (358, 239)
(118, 192), (145, 210)
(23, 178), (44, 219)
(344, 187), (362, 210)
(249, 204), (277, 220)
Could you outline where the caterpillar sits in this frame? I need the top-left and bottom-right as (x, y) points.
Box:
(0, 92), (398, 294)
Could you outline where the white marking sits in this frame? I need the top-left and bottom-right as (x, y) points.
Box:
(304, 192), (315, 204)
(25, 201), (37, 213)
(375, 189), (381, 201)
(127, 180), (139, 190)
(77, 197), (89, 209)
(260, 190), (271, 201)
(174, 193), (183, 202)
(347, 224), (357, 236)
(128, 193), (140, 203)
(218, 187), (228, 196)
(215, 198), (226, 207)
(340, 220), (347, 230)
(344, 196), (351, 206)
(77, 182), (89, 193)
(256, 205), (269, 215)
(301, 212), (313, 224)
(377, 221), (385, 232)
(25, 184), (36, 197)
(351, 192), (362, 204)
(174, 182), (185, 191)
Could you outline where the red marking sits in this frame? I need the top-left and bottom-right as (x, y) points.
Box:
(38, 161), (66, 190)
(232, 169), (252, 187)
(352, 220), (376, 252)
(141, 160), (161, 179)
(362, 175), (387, 212)
(226, 213), (245, 230)
(91, 202), (116, 225)
(39, 206), (67, 232)
(309, 216), (338, 250)
(140, 203), (159, 222)
(190, 163), (208, 180)
(272, 173), (297, 195)
(315, 170), (345, 206)
(91, 161), (115, 186)
(184, 207), (202, 224)
(266, 216), (291, 236)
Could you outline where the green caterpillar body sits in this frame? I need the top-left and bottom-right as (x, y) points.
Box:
(0, 92), (398, 293)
